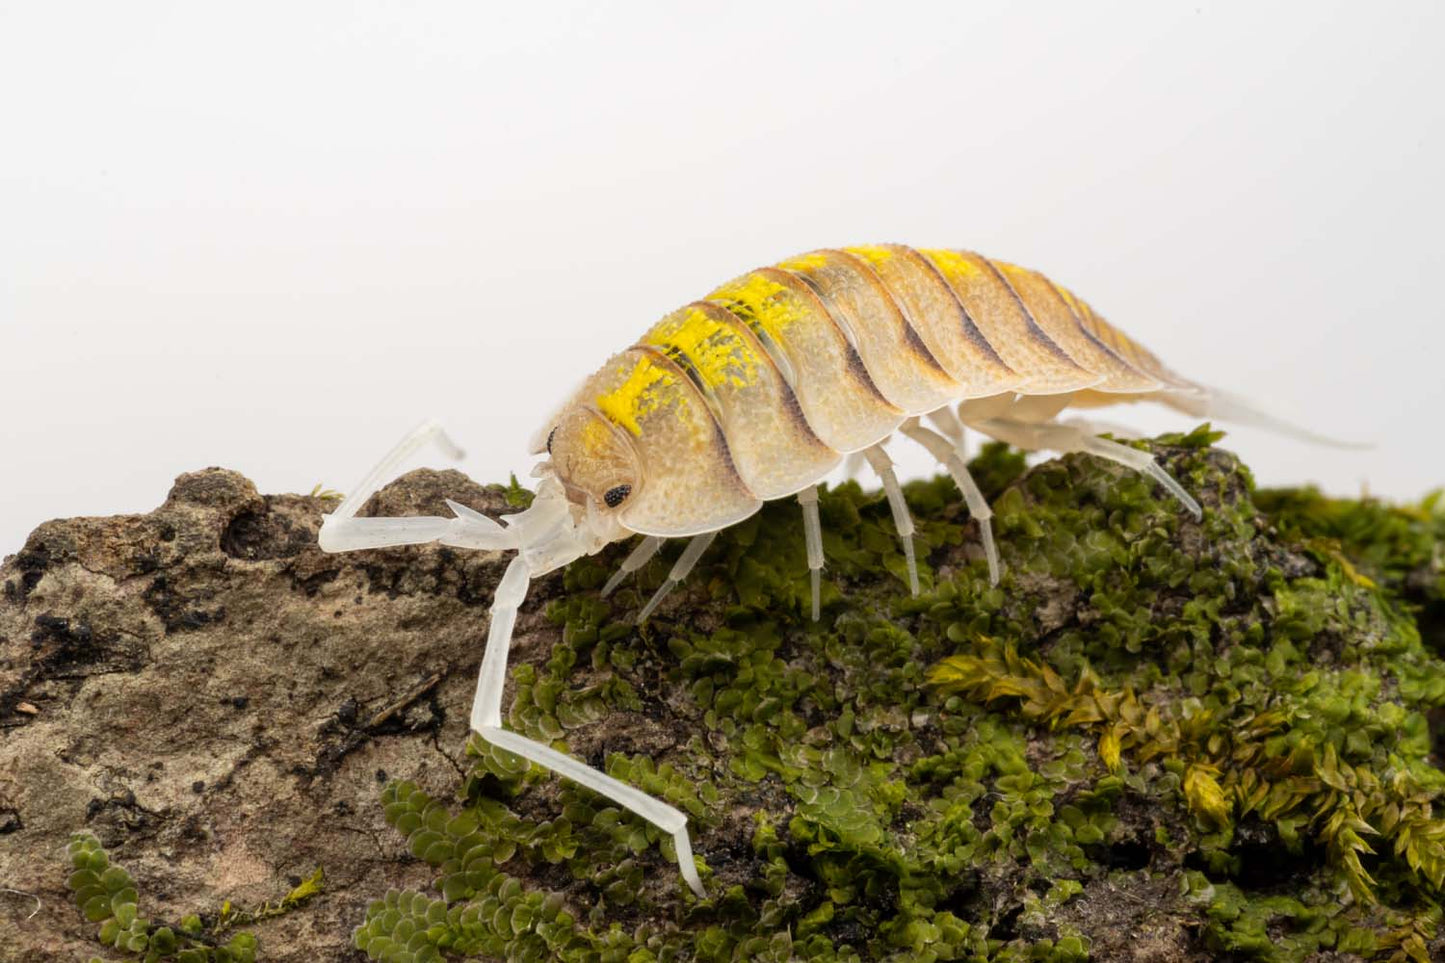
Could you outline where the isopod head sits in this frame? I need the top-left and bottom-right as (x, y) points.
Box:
(538, 349), (765, 539)
(545, 405), (642, 518)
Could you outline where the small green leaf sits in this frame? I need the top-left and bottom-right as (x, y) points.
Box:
(82, 894), (112, 922)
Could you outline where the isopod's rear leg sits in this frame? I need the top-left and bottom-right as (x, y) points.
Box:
(1069, 429), (1202, 519)
(797, 485), (824, 620)
(861, 445), (920, 596)
(900, 418), (1001, 585)
(473, 557), (706, 897)
(1058, 416), (1140, 440)
(601, 536), (665, 597)
(637, 532), (718, 623)
(975, 418), (1202, 520)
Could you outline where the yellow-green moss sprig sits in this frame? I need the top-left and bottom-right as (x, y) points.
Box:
(66, 833), (260, 963)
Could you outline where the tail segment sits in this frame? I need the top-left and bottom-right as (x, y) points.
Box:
(1162, 387), (1372, 450)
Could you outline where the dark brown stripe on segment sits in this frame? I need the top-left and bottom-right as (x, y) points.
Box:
(818, 248), (956, 379)
(634, 344), (726, 432)
(1035, 271), (1154, 380)
(1077, 303), (1195, 391)
(635, 342), (726, 426)
(973, 253), (1083, 369)
(1062, 289), (1154, 374)
(752, 266), (896, 408)
(709, 294), (799, 390)
(630, 343), (755, 493)
(782, 261), (869, 366)
(786, 266), (829, 300)
(893, 246), (1011, 372)
(681, 300), (833, 451)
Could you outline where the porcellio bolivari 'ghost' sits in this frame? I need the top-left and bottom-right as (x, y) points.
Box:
(318, 244), (1353, 896)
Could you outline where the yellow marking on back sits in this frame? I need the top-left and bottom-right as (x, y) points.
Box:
(708, 272), (809, 344)
(919, 248), (982, 279)
(595, 356), (676, 436)
(778, 251), (831, 272)
(578, 412), (617, 455)
(1055, 284), (1086, 316)
(646, 307), (758, 391)
(1058, 285), (1140, 355)
(994, 260), (1027, 277)
(844, 245), (896, 267)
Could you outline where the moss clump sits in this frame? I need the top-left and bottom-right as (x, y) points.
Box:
(67, 833), (262, 963)
(342, 429), (1445, 962)
(65, 834), (325, 962)
(53, 430), (1440, 960)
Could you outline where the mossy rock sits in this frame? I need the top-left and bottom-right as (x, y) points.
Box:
(2, 430), (1444, 962)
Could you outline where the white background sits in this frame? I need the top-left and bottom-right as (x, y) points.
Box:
(3, 1), (1442, 555)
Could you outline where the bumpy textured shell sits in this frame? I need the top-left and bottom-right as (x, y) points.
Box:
(555, 245), (1199, 538)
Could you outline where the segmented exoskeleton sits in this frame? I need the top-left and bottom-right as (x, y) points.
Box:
(318, 244), (1347, 897)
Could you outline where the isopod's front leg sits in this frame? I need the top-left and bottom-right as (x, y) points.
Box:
(637, 532), (718, 624)
(317, 421), (507, 552)
(473, 556), (706, 897)
(320, 424), (706, 896)
(600, 535), (665, 598)
(973, 418), (1202, 519)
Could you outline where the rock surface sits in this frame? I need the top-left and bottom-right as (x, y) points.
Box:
(1, 467), (517, 962)
(2, 433), (1443, 963)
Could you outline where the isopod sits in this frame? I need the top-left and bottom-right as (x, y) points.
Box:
(318, 244), (1348, 897)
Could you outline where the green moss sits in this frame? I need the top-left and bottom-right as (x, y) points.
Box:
(343, 429), (1445, 961)
(66, 833), (263, 962)
(502, 473), (538, 509)
(1254, 486), (1445, 600)
(62, 428), (1441, 960)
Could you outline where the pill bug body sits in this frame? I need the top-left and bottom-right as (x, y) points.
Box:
(548, 245), (1210, 540)
(319, 243), (1349, 898)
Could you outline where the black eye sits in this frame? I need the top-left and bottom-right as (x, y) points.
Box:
(603, 484), (632, 508)
(546, 427), (557, 454)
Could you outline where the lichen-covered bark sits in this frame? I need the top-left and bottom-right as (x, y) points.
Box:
(1, 431), (1443, 963)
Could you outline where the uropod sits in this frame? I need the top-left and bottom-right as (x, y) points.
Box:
(318, 244), (1350, 897)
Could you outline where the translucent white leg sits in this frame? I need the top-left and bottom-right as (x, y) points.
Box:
(797, 485), (824, 620)
(332, 420), (464, 519)
(637, 532), (717, 624)
(471, 556), (532, 730)
(601, 535), (665, 597)
(957, 393), (1018, 424)
(861, 445), (919, 596)
(842, 450), (869, 480)
(479, 728), (704, 896)
(1004, 393), (1074, 423)
(324, 426), (706, 896)
(976, 418), (1202, 520)
(926, 406), (966, 458)
(964, 417), (1039, 452)
(471, 556), (705, 897)
(1074, 432), (1202, 519)
(925, 415), (995, 577)
(901, 418), (1001, 585)
(1059, 416), (1140, 440)
(317, 421), (515, 553)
